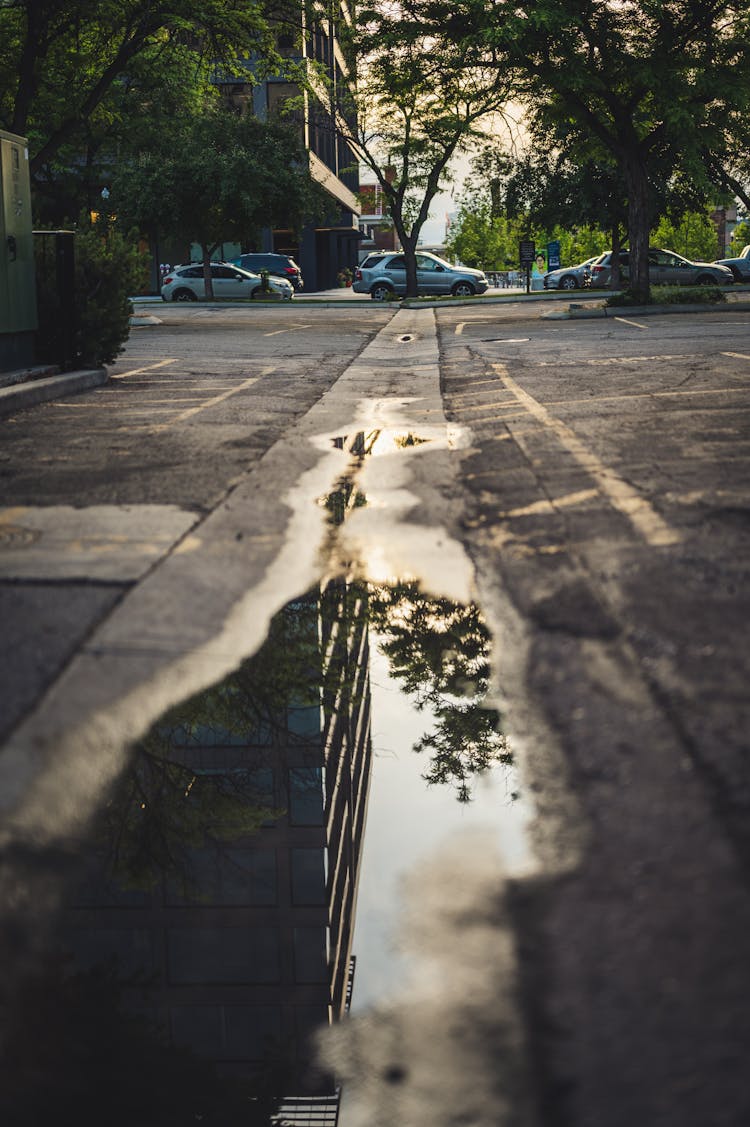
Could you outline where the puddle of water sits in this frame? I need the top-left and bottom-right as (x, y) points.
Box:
(0, 576), (533, 1125)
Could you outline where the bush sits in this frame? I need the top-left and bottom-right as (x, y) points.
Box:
(605, 285), (726, 307)
(74, 222), (149, 365)
(35, 218), (148, 368)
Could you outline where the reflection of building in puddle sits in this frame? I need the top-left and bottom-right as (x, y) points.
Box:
(61, 577), (373, 1123)
(2, 564), (515, 1125)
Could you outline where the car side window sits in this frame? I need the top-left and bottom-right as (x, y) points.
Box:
(416, 255), (438, 271)
(213, 266), (236, 279)
(181, 266), (203, 278)
(387, 256), (407, 270)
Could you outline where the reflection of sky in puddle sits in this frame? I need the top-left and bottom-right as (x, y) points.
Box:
(354, 640), (530, 1012)
(0, 577), (533, 1126)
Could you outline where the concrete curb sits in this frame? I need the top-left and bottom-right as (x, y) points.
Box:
(542, 299), (750, 320)
(0, 367), (108, 417)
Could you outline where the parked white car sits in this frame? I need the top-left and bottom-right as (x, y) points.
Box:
(161, 262), (293, 302)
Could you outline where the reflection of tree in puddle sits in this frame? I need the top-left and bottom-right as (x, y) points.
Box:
(368, 581), (511, 802)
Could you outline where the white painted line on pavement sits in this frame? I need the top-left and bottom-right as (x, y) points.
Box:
(614, 316), (648, 329)
(494, 363), (681, 547)
(263, 323), (314, 337)
(150, 365), (274, 431)
(721, 351), (750, 360)
(455, 320), (494, 335)
(110, 359), (179, 380)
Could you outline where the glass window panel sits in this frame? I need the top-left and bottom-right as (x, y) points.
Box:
(171, 1005), (223, 1057)
(167, 847), (277, 906)
(289, 767), (324, 825)
(291, 848), (326, 904)
(168, 926), (280, 983)
(293, 927), (328, 983)
(225, 1005), (282, 1058)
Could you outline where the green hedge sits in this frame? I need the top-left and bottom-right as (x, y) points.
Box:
(35, 220), (148, 368)
(605, 285), (727, 307)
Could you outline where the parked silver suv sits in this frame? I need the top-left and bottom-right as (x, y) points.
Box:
(353, 251), (488, 299)
(588, 248), (734, 288)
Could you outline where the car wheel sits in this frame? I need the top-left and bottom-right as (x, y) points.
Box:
(451, 281), (475, 296)
(172, 288), (197, 302)
(728, 267), (742, 282)
(371, 282), (394, 301)
(560, 275), (579, 290)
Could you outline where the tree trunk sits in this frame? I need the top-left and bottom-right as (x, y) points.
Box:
(624, 154), (651, 302)
(402, 233), (419, 297)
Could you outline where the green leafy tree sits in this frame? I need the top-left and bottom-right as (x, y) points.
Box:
(650, 208), (722, 261)
(445, 201), (529, 271)
(323, 1), (510, 297)
(112, 107), (327, 297)
(0, 0), (275, 180)
(729, 219), (750, 255)
(398, 0), (750, 302)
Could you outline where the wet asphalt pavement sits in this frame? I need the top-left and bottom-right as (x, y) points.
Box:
(1, 295), (750, 1126)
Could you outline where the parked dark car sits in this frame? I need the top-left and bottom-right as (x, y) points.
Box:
(230, 252), (303, 290)
(588, 248), (734, 288)
(714, 244), (750, 283)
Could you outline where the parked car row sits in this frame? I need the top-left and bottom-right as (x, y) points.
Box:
(161, 262), (295, 302)
(545, 247), (736, 290)
(160, 243), (744, 302)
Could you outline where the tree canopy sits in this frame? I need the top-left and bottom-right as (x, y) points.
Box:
(0, 0), (275, 180)
(395, 0), (750, 300)
(112, 106), (327, 295)
(322, 1), (510, 295)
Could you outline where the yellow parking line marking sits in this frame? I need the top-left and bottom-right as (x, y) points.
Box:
(450, 379), (512, 395)
(494, 363), (680, 547)
(450, 401), (528, 414)
(501, 489), (599, 518)
(545, 386), (750, 407)
(150, 365), (274, 431)
(110, 359), (179, 380)
(722, 352), (750, 361)
(614, 316), (648, 329)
